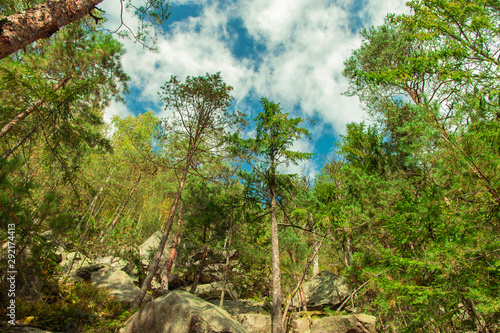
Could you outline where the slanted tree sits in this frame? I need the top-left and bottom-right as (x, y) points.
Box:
(230, 98), (313, 333)
(0, 0), (172, 59)
(131, 72), (238, 309)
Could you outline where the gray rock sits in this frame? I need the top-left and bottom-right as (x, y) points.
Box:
(237, 313), (271, 333)
(138, 231), (172, 267)
(193, 282), (239, 301)
(95, 256), (128, 270)
(310, 314), (376, 333)
(59, 252), (93, 273)
(209, 299), (265, 316)
(91, 267), (151, 304)
(290, 317), (311, 333)
(119, 290), (246, 333)
(301, 270), (350, 309)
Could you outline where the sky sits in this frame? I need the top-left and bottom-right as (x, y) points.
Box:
(100, 0), (408, 177)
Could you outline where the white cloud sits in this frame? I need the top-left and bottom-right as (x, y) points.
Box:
(101, 0), (409, 174)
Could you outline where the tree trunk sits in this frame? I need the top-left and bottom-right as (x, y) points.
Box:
(281, 235), (325, 328)
(164, 205), (185, 287)
(190, 224), (208, 294)
(287, 251), (307, 312)
(0, 77), (70, 139)
(131, 150), (193, 309)
(0, 0), (104, 59)
(270, 172), (283, 333)
(219, 211), (233, 308)
(108, 173), (142, 230)
(189, 247), (207, 295)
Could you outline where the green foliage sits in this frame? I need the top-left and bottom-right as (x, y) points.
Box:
(15, 282), (132, 332)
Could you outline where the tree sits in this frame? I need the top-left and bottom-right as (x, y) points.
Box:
(131, 72), (237, 309)
(0, 0), (172, 59)
(230, 98), (313, 333)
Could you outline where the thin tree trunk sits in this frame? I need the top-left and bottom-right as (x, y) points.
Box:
(190, 224), (208, 294)
(219, 211), (233, 308)
(345, 230), (352, 267)
(282, 235), (325, 328)
(0, 77), (70, 139)
(165, 205), (185, 279)
(131, 150), (193, 309)
(0, 0), (104, 59)
(76, 166), (115, 230)
(270, 171), (283, 333)
(189, 247), (208, 295)
(108, 173), (142, 230)
(287, 251), (307, 312)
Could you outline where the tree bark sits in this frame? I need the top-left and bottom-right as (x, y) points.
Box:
(219, 211), (233, 308)
(131, 150), (193, 309)
(0, 0), (104, 59)
(165, 205), (185, 279)
(270, 171), (283, 333)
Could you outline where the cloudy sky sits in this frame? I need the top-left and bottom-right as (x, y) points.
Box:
(100, 0), (408, 176)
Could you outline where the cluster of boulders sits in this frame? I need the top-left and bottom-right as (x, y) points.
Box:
(6, 231), (377, 333)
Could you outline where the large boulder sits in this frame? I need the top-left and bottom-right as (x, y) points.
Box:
(289, 313), (376, 333)
(59, 252), (93, 273)
(119, 290), (246, 333)
(237, 313), (271, 333)
(310, 314), (376, 333)
(95, 256), (128, 270)
(139, 231), (172, 267)
(301, 270), (350, 309)
(193, 282), (239, 301)
(209, 298), (265, 316)
(91, 267), (151, 304)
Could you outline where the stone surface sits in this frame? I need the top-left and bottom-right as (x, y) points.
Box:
(138, 231), (171, 267)
(209, 299), (265, 316)
(291, 317), (311, 333)
(74, 264), (106, 281)
(95, 256), (128, 270)
(119, 290), (246, 333)
(237, 313), (271, 333)
(59, 252), (93, 273)
(193, 282), (239, 301)
(91, 267), (151, 304)
(310, 314), (376, 333)
(301, 270), (350, 309)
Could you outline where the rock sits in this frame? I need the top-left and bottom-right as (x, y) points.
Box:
(119, 290), (246, 333)
(237, 313), (271, 333)
(193, 282), (239, 301)
(301, 270), (350, 309)
(209, 299), (265, 316)
(74, 264), (106, 281)
(138, 231), (172, 267)
(310, 314), (376, 333)
(59, 252), (93, 273)
(95, 256), (128, 270)
(91, 267), (151, 304)
(290, 317), (311, 333)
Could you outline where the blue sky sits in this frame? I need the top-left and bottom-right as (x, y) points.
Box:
(100, 0), (408, 177)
